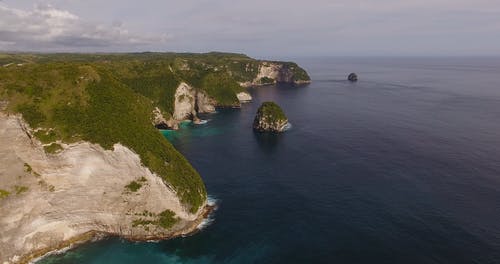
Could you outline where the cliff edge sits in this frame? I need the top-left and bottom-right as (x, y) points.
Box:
(0, 113), (210, 264)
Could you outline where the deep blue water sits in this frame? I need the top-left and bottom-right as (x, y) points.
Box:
(40, 57), (500, 263)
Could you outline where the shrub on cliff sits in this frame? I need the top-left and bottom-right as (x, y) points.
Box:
(200, 73), (243, 106)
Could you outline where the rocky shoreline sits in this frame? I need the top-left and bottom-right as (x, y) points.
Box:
(0, 53), (311, 264)
(0, 113), (209, 264)
(24, 204), (215, 264)
(153, 61), (311, 131)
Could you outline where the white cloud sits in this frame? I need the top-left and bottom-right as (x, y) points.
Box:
(0, 3), (166, 51)
(1, 0), (500, 55)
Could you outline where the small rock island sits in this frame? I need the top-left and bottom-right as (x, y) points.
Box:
(348, 73), (358, 82)
(253, 102), (289, 133)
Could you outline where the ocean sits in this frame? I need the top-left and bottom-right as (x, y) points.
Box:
(39, 57), (500, 263)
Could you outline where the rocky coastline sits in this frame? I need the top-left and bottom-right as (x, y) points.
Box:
(0, 113), (210, 264)
(158, 61), (310, 130)
(0, 53), (310, 264)
(24, 204), (215, 264)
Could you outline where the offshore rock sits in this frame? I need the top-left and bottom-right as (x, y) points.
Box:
(348, 73), (358, 82)
(237, 92), (252, 103)
(253, 102), (289, 133)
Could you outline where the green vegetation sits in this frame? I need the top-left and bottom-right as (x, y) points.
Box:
(200, 73), (244, 106)
(132, 209), (178, 230)
(157, 210), (177, 229)
(125, 180), (143, 192)
(0, 189), (10, 199)
(259, 77), (275, 85)
(23, 163), (32, 173)
(279, 61), (311, 82)
(17, 104), (46, 127)
(38, 180), (55, 192)
(132, 219), (154, 228)
(14, 185), (29, 195)
(34, 129), (58, 144)
(121, 68), (179, 114)
(0, 52), (310, 212)
(257, 101), (288, 123)
(44, 143), (63, 154)
(135, 210), (154, 217)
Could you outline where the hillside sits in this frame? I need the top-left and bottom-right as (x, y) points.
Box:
(1, 52), (309, 108)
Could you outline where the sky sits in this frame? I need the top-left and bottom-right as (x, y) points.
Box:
(0, 0), (500, 57)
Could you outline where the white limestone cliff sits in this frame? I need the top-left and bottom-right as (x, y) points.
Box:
(0, 113), (209, 264)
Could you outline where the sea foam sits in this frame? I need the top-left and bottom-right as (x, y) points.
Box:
(197, 195), (219, 230)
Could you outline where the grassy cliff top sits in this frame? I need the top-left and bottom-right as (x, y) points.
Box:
(1, 53), (310, 116)
(256, 102), (288, 122)
(0, 54), (210, 213)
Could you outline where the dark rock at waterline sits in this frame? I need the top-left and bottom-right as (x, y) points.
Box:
(348, 73), (358, 82)
(154, 123), (169, 130)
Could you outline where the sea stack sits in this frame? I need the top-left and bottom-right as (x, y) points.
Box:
(253, 102), (289, 133)
(348, 73), (358, 82)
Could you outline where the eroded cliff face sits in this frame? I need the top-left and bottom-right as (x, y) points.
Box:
(240, 62), (311, 87)
(0, 113), (208, 264)
(167, 82), (252, 129)
(196, 90), (217, 114)
(256, 63), (287, 82)
(152, 107), (169, 129)
(173, 82), (198, 121)
(236, 92), (252, 102)
(169, 82), (210, 128)
(253, 116), (289, 132)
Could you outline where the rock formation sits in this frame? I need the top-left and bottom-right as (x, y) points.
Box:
(255, 62), (285, 84)
(240, 61), (311, 87)
(196, 90), (217, 113)
(167, 83), (254, 129)
(157, 60), (309, 130)
(348, 73), (358, 82)
(173, 82), (198, 121)
(152, 107), (169, 129)
(168, 83), (217, 129)
(237, 92), (252, 103)
(253, 102), (289, 133)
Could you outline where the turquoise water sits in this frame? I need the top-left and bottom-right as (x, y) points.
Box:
(160, 120), (223, 142)
(39, 57), (500, 263)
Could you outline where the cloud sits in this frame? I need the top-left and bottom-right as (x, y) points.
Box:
(1, 0), (499, 55)
(0, 3), (166, 51)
